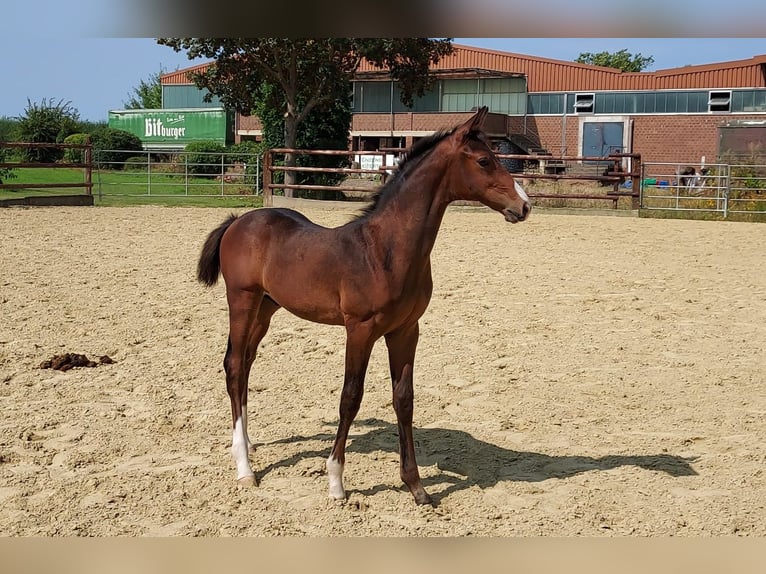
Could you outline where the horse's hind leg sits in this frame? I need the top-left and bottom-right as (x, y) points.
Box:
(224, 288), (278, 486)
(241, 295), (280, 453)
(385, 322), (432, 505)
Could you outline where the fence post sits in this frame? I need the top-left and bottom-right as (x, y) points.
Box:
(631, 154), (641, 210)
(84, 143), (93, 197)
(723, 164), (730, 219)
(256, 154), (261, 195)
(263, 150), (273, 207)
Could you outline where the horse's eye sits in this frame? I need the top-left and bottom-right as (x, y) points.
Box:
(478, 157), (490, 168)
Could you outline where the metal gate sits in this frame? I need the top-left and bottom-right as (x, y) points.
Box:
(639, 161), (766, 219)
(640, 162), (729, 216)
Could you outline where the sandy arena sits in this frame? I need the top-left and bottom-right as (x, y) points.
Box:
(0, 205), (764, 536)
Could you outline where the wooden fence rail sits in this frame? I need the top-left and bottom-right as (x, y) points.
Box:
(0, 142), (93, 193)
(263, 147), (641, 209)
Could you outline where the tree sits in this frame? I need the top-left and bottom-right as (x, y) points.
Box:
(156, 38), (453, 196)
(15, 98), (80, 163)
(254, 76), (352, 198)
(124, 68), (164, 109)
(576, 49), (654, 72)
(0, 116), (18, 142)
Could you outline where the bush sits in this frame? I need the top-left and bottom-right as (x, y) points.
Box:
(62, 133), (90, 164)
(226, 140), (264, 163)
(185, 141), (226, 175)
(225, 141), (264, 190)
(77, 120), (107, 135)
(90, 127), (143, 169)
(0, 116), (18, 142)
(124, 156), (149, 171)
(15, 98), (81, 163)
(0, 147), (17, 184)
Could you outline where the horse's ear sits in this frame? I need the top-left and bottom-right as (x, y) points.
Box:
(472, 106), (489, 129)
(454, 106), (489, 140)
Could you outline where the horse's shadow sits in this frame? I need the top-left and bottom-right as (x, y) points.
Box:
(257, 418), (698, 505)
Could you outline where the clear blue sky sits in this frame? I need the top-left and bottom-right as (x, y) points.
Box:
(2, 38), (765, 122)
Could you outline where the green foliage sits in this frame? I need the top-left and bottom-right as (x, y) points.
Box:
(720, 145), (766, 193)
(77, 120), (108, 135)
(0, 116), (18, 142)
(355, 38), (455, 106)
(124, 68), (164, 109)
(254, 79), (352, 197)
(731, 165), (766, 191)
(290, 87), (352, 194)
(62, 133), (90, 164)
(576, 49), (654, 72)
(184, 140), (226, 175)
(157, 38), (452, 115)
(0, 116), (19, 182)
(123, 156), (149, 171)
(157, 38), (452, 197)
(0, 147), (17, 184)
(226, 140), (264, 162)
(226, 141), (265, 189)
(15, 98), (81, 163)
(89, 127), (144, 169)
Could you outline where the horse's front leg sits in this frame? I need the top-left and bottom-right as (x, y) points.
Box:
(327, 322), (376, 500)
(385, 322), (432, 505)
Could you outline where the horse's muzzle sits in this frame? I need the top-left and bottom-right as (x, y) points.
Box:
(503, 202), (531, 223)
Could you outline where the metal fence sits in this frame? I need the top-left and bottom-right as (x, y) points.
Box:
(640, 162), (766, 218)
(93, 149), (263, 199)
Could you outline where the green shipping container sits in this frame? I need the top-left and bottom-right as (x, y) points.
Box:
(107, 108), (234, 150)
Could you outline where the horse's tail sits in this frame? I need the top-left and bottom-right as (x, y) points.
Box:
(197, 213), (238, 287)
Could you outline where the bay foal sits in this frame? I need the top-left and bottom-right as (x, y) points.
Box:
(197, 107), (531, 504)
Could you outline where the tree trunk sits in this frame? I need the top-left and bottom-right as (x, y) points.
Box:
(283, 105), (298, 198)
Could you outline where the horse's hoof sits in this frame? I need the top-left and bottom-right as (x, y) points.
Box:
(413, 490), (434, 506)
(328, 488), (346, 501)
(237, 475), (257, 487)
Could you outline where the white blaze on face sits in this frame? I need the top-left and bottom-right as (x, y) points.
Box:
(326, 456), (345, 500)
(232, 417), (254, 480)
(514, 180), (530, 204)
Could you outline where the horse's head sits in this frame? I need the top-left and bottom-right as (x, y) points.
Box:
(447, 106), (531, 223)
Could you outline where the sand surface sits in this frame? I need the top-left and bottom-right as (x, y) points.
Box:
(1, 205), (764, 536)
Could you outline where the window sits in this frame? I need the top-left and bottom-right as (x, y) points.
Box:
(441, 79), (479, 112)
(353, 82), (393, 113)
(527, 93), (564, 115)
(709, 90), (732, 113)
(732, 90), (766, 112)
(573, 93), (595, 114)
(599, 93), (615, 114)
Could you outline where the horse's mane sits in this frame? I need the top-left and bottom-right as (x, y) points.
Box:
(354, 125), (485, 220)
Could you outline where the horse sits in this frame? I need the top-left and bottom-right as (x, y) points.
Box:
(196, 106), (531, 505)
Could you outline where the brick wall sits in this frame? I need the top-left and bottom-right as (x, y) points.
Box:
(630, 115), (721, 164)
(351, 112), (506, 134)
(507, 115), (575, 156)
